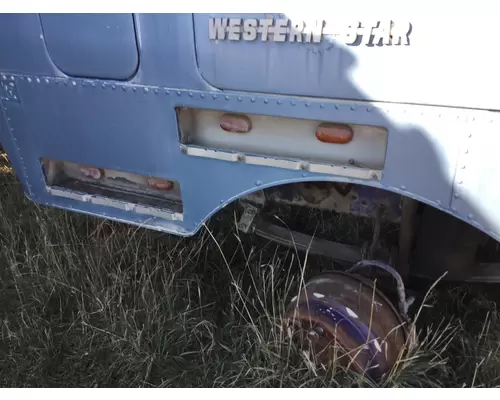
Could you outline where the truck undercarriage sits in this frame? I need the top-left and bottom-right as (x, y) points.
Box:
(238, 181), (498, 284)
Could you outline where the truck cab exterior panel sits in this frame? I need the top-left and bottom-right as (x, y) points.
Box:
(0, 12), (498, 246)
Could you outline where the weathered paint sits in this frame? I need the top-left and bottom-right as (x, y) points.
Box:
(0, 12), (498, 242)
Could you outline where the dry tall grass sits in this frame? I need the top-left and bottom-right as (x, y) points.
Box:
(1, 156), (500, 387)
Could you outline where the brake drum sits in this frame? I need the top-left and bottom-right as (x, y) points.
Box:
(285, 271), (409, 380)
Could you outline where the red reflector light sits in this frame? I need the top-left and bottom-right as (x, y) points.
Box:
(220, 113), (252, 134)
(148, 177), (174, 191)
(80, 165), (103, 180)
(315, 123), (353, 144)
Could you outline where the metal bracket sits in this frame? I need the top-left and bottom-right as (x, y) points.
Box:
(237, 202), (259, 233)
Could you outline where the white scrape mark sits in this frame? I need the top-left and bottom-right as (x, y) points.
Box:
(374, 339), (382, 352)
(313, 292), (325, 299)
(291, 296), (297, 303)
(345, 307), (358, 319)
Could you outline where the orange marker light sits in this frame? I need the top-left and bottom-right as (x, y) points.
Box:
(315, 123), (353, 144)
(220, 113), (252, 134)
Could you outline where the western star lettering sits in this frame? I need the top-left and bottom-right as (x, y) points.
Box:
(208, 18), (411, 46)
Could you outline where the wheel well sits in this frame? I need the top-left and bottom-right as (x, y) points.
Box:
(232, 180), (500, 283)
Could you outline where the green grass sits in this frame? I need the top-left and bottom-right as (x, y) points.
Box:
(1, 158), (500, 387)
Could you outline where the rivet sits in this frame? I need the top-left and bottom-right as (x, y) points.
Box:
(468, 213), (473, 219)
(220, 199), (224, 203)
(300, 162), (309, 171)
(291, 101), (296, 106)
(400, 185), (406, 190)
(10, 76), (14, 81)
(200, 93), (204, 98)
(1, 75), (5, 80)
(464, 149), (469, 154)
(92, 82), (96, 87)
(144, 87), (149, 93)
(436, 200), (442, 205)
(212, 94), (218, 99)
(302, 172), (308, 177)
(370, 172), (378, 180)
(112, 85), (116, 90)
(451, 207), (457, 212)
(454, 193), (460, 198)
(305, 102), (310, 107)
(189, 92), (193, 97)
(225, 95), (229, 100)
(458, 180), (463, 184)
(277, 100), (282, 105)
(180, 146), (187, 154)
(461, 165), (466, 169)
(351, 106), (356, 111)
(320, 104), (324, 108)
(101, 83), (106, 89)
(264, 99), (268, 104)
(44, 78), (49, 84)
(177, 91), (182, 96)
(27, 77), (32, 83)
(122, 86), (127, 91)
(165, 90), (170, 95)
(237, 96), (242, 102)
(255, 180), (262, 186)
(133, 87), (137, 92)
(72, 81), (76, 86)
(334, 105), (339, 110)
(251, 97), (256, 102)
(468, 133), (472, 138)
(155, 88), (159, 95)
(236, 154), (245, 162)
(366, 106), (371, 112)
(64, 81), (68, 86)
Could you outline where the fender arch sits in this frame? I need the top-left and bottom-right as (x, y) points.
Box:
(196, 175), (495, 242)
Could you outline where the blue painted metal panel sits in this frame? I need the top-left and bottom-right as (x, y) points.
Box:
(0, 14), (57, 76)
(193, 13), (500, 110)
(131, 14), (214, 90)
(40, 14), (139, 80)
(0, 74), (465, 236)
(0, 12), (499, 244)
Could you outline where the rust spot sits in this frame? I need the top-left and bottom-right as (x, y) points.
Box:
(315, 123), (353, 144)
(220, 113), (252, 134)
